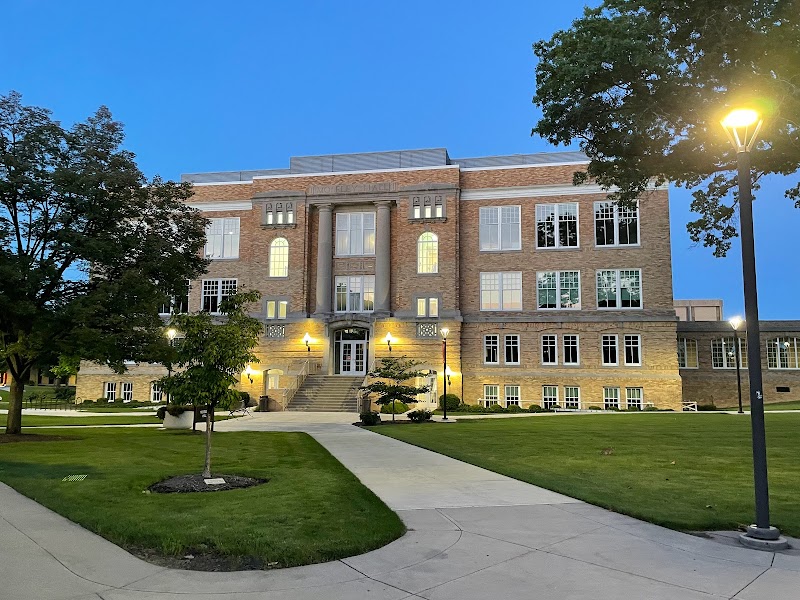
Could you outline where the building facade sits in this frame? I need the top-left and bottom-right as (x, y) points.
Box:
(77, 148), (686, 410)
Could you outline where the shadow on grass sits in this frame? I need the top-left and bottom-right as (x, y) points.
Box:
(0, 460), (102, 480)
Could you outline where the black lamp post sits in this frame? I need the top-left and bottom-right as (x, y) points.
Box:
(721, 108), (787, 550)
(165, 328), (177, 404)
(729, 317), (744, 414)
(440, 327), (449, 421)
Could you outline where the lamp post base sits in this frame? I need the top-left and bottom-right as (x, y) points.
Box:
(739, 525), (790, 551)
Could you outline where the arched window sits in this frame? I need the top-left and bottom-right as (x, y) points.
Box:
(417, 232), (438, 274)
(269, 238), (289, 277)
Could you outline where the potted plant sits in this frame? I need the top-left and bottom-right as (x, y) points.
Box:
(157, 402), (193, 429)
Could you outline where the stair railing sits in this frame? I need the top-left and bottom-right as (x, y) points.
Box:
(281, 358), (319, 410)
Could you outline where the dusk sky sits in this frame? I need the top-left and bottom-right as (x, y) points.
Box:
(3, 0), (797, 319)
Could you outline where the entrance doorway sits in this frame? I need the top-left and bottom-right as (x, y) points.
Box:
(334, 328), (369, 375)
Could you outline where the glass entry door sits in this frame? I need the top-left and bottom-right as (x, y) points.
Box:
(335, 328), (369, 375)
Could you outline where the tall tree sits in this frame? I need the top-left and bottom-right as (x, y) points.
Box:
(362, 357), (430, 422)
(158, 291), (263, 478)
(0, 91), (208, 433)
(532, 1), (799, 256)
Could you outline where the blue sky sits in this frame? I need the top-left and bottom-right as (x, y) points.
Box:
(3, 0), (796, 319)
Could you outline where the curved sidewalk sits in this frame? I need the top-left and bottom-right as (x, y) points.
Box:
(0, 412), (798, 599)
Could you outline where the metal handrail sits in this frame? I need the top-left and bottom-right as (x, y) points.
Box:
(280, 358), (320, 410)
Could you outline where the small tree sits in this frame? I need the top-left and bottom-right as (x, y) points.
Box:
(158, 291), (262, 478)
(361, 357), (429, 422)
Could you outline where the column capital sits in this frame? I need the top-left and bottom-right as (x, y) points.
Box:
(317, 203), (334, 212)
(373, 200), (393, 209)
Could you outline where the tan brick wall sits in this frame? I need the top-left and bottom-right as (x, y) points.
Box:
(75, 362), (167, 403)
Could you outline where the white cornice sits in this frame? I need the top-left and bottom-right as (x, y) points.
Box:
(187, 201), (253, 212)
(252, 164), (461, 180)
(190, 180), (253, 187)
(459, 160), (589, 172)
(460, 182), (668, 201)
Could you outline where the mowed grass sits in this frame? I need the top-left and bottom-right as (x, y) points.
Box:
(17, 415), (161, 427)
(370, 412), (800, 535)
(0, 428), (404, 567)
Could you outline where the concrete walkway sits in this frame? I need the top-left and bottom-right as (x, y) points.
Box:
(1, 412), (799, 599)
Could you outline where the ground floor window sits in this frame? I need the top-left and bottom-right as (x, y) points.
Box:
(483, 384), (499, 406)
(121, 382), (133, 402)
(603, 386), (620, 409)
(103, 382), (117, 401)
(626, 387), (643, 410)
(564, 386), (580, 409)
(542, 385), (559, 409)
(504, 385), (520, 406)
(150, 383), (163, 403)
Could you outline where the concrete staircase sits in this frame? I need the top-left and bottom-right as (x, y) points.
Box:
(287, 375), (363, 412)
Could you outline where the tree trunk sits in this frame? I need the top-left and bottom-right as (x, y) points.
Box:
(5, 377), (25, 434)
(202, 403), (212, 478)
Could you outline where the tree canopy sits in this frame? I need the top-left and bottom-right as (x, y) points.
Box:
(362, 357), (429, 422)
(0, 91), (208, 433)
(532, 0), (799, 256)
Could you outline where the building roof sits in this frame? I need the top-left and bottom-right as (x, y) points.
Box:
(677, 321), (800, 333)
(181, 149), (588, 184)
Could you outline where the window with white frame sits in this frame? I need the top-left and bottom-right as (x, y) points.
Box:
(484, 335), (499, 364)
(335, 212), (376, 256)
(150, 383), (163, 403)
(767, 337), (800, 369)
(563, 335), (580, 365)
(335, 275), (375, 312)
(537, 271), (580, 309)
(479, 206), (521, 251)
(602, 334), (618, 366)
(269, 238), (289, 277)
(595, 201), (639, 246)
(604, 387), (620, 409)
(121, 382), (133, 402)
(416, 297), (439, 318)
(541, 334), (558, 365)
(205, 217), (240, 259)
(411, 194), (445, 219)
(202, 279), (237, 314)
(266, 299), (288, 320)
(264, 202), (295, 225)
(480, 272), (522, 311)
(483, 384), (499, 406)
(596, 269), (642, 309)
(677, 338), (699, 368)
(417, 232), (439, 274)
(624, 334), (642, 366)
(711, 338), (747, 369)
(626, 387), (643, 410)
(564, 386), (581, 409)
(542, 385), (559, 409)
(158, 280), (190, 316)
(103, 382), (117, 401)
(536, 203), (579, 249)
(505, 335), (520, 365)
(504, 385), (520, 406)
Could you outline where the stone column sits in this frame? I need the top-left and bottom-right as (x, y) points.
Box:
(315, 204), (333, 314)
(374, 201), (392, 314)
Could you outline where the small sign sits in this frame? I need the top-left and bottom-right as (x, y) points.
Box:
(204, 478), (226, 485)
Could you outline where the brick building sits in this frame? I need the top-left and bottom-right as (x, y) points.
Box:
(77, 148), (692, 410)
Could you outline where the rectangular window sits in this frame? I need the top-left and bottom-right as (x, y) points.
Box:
(479, 206), (521, 251)
(158, 280), (190, 315)
(563, 335), (580, 365)
(150, 383), (163, 403)
(204, 217), (240, 259)
(564, 386), (581, 409)
(335, 276), (375, 312)
(626, 387), (643, 410)
(602, 335), (618, 366)
(624, 334), (642, 366)
(604, 387), (620, 409)
(711, 338), (747, 369)
(536, 203), (579, 248)
(103, 382), (117, 401)
(335, 212), (376, 256)
(677, 338), (699, 368)
(266, 300), (288, 320)
(595, 201), (639, 246)
(596, 269), (642, 309)
(202, 279), (237, 314)
(484, 335), (499, 364)
(541, 334), (558, 365)
(121, 382), (133, 402)
(767, 338), (800, 369)
(480, 272), (522, 311)
(483, 384), (499, 406)
(504, 335), (520, 365)
(542, 385), (559, 409)
(416, 297), (439, 318)
(537, 271), (580, 309)
(504, 385), (520, 406)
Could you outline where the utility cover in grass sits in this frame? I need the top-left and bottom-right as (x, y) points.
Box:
(149, 474), (267, 494)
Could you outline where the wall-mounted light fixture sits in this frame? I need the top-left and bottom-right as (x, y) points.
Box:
(303, 332), (312, 352)
(445, 365), (453, 386)
(166, 328), (177, 345)
(244, 364), (255, 384)
(385, 332), (394, 352)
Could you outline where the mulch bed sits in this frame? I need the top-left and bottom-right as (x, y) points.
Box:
(0, 433), (79, 443)
(148, 473), (268, 494)
(132, 547), (271, 571)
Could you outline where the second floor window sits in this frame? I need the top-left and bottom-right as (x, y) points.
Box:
(479, 206), (521, 251)
(336, 212), (375, 256)
(505, 335), (520, 364)
(266, 300), (288, 319)
(416, 297), (439, 318)
(767, 337), (800, 369)
(602, 334), (618, 366)
(269, 238), (289, 277)
(563, 334), (580, 365)
(335, 275), (374, 312)
(677, 338), (698, 368)
(417, 232), (439, 274)
(480, 272), (522, 311)
(159, 280), (190, 316)
(597, 269), (642, 309)
(536, 203), (578, 249)
(205, 217), (240, 259)
(624, 334), (642, 366)
(711, 338), (747, 369)
(202, 278), (237, 314)
(484, 335), (499, 364)
(595, 201), (639, 246)
(542, 334), (558, 365)
(537, 271), (580, 310)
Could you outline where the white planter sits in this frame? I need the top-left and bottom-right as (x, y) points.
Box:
(163, 411), (194, 429)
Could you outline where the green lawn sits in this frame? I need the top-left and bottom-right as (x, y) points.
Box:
(370, 413), (800, 536)
(18, 415), (162, 427)
(0, 428), (404, 568)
